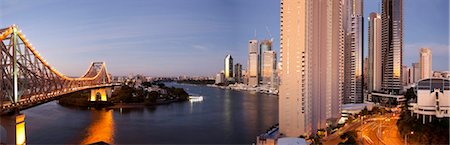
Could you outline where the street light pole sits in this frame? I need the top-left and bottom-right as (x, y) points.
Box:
(404, 131), (414, 145)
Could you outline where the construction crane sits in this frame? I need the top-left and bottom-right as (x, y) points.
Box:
(265, 26), (274, 42)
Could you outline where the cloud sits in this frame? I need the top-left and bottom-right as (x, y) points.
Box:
(192, 45), (209, 51)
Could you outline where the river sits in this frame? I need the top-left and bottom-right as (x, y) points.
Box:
(22, 83), (279, 144)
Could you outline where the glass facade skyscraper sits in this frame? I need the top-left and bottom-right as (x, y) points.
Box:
(381, 0), (403, 95)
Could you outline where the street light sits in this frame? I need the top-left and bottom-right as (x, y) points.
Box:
(404, 131), (414, 145)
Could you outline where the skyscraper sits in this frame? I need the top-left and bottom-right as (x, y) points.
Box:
(261, 50), (276, 86)
(402, 65), (409, 86)
(412, 62), (421, 83)
(248, 40), (259, 87)
(364, 57), (369, 91)
(279, 0), (344, 136)
(420, 48), (432, 79)
(343, 0), (364, 104)
(224, 54), (233, 81)
(368, 12), (382, 93)
(234, 63), (243, 83)
(381, 0), (403, 94)
(259, 39), (272, 85)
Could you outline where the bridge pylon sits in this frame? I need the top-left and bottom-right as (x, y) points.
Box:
(0, 113), (26, 145)
(89, 87), (112, 101)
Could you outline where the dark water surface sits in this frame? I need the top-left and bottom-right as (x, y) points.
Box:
(23, 83), (278, 144)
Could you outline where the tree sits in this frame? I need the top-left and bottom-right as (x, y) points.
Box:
(339, 131), (357, 145)
(360, 107), (369, 116)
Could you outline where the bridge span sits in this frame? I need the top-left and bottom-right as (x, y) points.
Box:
(0, 25), (116, 144)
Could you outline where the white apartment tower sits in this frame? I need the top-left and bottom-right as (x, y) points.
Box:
(368, 12), (382, 92)
(279, 0), (344, 137)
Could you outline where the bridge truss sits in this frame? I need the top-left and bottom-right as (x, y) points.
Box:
(0, 25), (112, 112)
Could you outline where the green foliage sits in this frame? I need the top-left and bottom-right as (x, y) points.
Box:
(403, 87), (417, 109)
(111, 85), (145, 103)
(346, 116), (355, 124)
(165, 87), (189, 101)
(397, 110), (449, 144)
(59, 91), (91, 107)
(360, 107), (369, 116)
(339, 131), (357, 145)
(111, 84), (189, 104)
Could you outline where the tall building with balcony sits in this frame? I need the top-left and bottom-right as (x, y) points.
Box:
(420, 48), (432, 79)
(248, 40), (259, 87)
(279, 0), (344, 137)
(343, 0), (364, 104)
(368, 12), (382, 93)
(381, 0), (403, 95)
(224, 54), (234, 81)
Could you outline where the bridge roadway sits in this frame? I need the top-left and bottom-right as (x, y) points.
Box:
(1, 83), (117, 113)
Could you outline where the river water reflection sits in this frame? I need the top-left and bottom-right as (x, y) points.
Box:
(22, 83), (278, 144)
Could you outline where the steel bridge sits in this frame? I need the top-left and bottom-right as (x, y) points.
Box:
(0, 25), (113, 113)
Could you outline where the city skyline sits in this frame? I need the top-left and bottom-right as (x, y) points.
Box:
(2, 0), (449, 77)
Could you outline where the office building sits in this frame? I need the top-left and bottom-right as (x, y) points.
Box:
(259, 40), (272, 84)
(412, 62), (421, 83)
(224, 54), (234, 81)
(343, 0), (364, 104)
(420, 48), (432, 79)
(368, 12), (382, 93)
(248, 40), (259, 87)
(279, 0), (344, 137)
(215, 71), (225, 84)
(262, 50), (276, 86)
(234, 63), (243, 83)
(402, 65), (409, 86)
(381, 0), (404, 94)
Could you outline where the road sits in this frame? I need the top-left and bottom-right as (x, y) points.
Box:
(324, 113), (404, 145)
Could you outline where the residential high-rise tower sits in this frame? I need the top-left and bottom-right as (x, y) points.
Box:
(368, 12), (382, 92)
(343, 0), (364, 104)
(279, 0), (344, 136)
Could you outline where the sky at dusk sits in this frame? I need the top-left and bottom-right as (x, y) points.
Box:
(1, 0), (449, 77)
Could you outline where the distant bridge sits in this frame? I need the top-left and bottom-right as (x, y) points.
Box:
(0, 25), (115, 112)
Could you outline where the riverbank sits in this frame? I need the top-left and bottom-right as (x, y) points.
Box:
(206, 84), (279, 96)
(58, 84), (190, 108)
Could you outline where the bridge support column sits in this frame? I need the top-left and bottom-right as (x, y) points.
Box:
(0, 113), (26, 145)
(89, 87), (112, 101)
